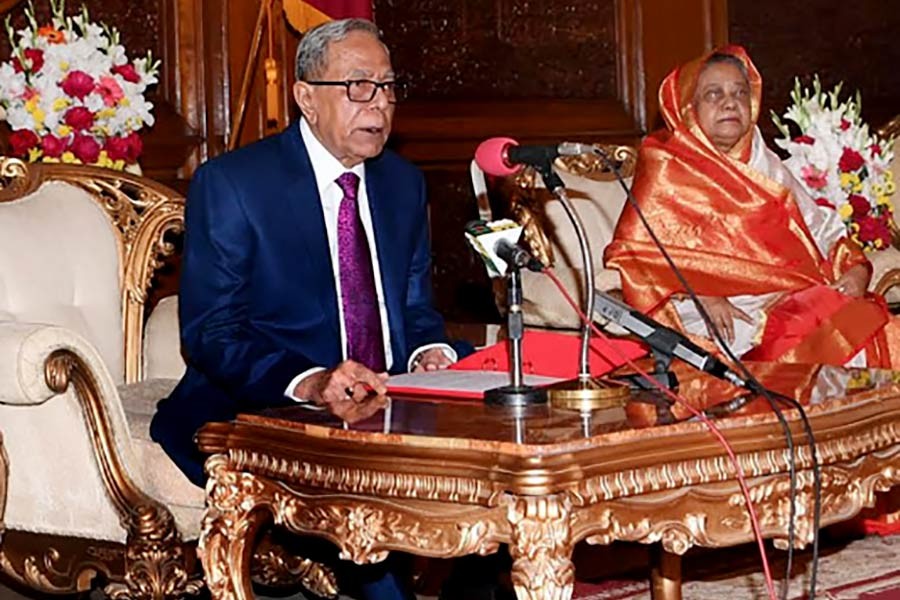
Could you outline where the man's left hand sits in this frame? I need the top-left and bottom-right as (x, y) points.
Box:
(412, 347), (453, 372)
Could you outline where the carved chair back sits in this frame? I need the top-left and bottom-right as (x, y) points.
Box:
(491, 144), (638, 328)
(503, 144), (638, 268)
(0, 158), (184, 384)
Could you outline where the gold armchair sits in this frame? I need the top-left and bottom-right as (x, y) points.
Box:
(0, 158), (203, 599)
(0, 158), (340, 600)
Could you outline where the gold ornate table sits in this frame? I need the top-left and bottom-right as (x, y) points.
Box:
(197, 361), (900, 600)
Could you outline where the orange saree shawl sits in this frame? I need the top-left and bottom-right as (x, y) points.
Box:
(604, 46), (893, 367)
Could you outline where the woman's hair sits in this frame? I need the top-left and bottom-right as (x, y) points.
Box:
(701, 52), (749, 81)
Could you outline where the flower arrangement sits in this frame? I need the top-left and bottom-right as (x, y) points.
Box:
(772, 77), (896, 252)
(0, 0), (159, 171)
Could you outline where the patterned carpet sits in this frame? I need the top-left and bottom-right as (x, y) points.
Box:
(573, 534), (900, 600)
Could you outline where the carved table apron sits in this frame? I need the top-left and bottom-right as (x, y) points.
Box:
(196, 362), (900, 600)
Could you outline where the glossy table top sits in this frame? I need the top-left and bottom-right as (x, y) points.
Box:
(231, 361), (900, 453)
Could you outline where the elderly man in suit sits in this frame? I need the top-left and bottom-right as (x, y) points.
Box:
(151, 17), (460, 600)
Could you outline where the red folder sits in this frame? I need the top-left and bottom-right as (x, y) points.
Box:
(450, 330), (647, 379)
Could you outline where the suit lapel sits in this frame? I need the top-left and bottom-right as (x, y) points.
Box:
(279, 126), (340, 336)
(365, 158), (405, 362)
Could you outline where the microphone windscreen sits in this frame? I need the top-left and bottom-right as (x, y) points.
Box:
(474, 137), (521, 177)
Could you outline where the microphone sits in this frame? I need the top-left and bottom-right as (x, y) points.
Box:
(475, 137), (594, 177)
(465, 219), (544, 278)
(495, 239), (544, 273)
(592, 290), (752, 390)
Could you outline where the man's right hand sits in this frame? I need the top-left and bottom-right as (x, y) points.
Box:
(293, 359), (388, 409)
(696, 296), (752, 344)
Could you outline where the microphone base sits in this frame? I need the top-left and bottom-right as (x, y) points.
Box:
(484, 384), (548, 407)
(547, 376), (631, 411)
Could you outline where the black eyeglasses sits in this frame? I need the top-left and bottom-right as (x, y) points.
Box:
(304, 79), (406, 103)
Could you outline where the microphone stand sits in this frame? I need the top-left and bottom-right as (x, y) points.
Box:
(484, 261), (548, 407)
(533, 160), (630, 411)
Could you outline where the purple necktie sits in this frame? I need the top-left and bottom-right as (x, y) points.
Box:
(336, 172), (386, 372)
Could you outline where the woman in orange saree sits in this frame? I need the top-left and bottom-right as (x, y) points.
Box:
(605, 46), (900, 369)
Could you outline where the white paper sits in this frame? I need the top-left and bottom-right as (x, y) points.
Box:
(387, 370), (563, 395)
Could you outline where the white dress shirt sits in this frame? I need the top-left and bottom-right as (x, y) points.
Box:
(286, 120), (455, 400)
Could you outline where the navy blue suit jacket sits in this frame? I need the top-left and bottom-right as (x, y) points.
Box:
(151, 123), (450, 485)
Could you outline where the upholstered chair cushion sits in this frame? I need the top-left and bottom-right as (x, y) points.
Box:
(143, 295), (186, 380)
(520, 171), (631, 329)
(0, 182), (124, 383)
(118, 378), (204, 540)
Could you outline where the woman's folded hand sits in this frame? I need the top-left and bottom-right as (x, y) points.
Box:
(832, 264), (869, 298)
(697, 296), (753, 344)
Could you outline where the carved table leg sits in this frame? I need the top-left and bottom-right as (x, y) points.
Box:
(200, 455), (272, 600)
(650, 546), (682, 600)
(507, 496), (574, 600)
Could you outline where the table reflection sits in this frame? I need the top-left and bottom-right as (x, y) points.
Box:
(257, 361), (900, 446)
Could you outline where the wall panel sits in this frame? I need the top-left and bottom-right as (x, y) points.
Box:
(377, 0), (726, 321)
(729, 0), (900, 140)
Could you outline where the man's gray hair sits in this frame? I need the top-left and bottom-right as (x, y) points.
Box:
(295, 18), (382, 81)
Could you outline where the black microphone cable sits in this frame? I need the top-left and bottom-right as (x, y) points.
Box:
(593, 146), (817, 599)
(760, 385), (823, 597)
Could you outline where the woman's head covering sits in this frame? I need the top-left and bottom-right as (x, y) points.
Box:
(659, 45), (762, 162)
(604, 46), (861, 316)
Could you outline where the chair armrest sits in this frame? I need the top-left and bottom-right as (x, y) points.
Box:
(0, 321), (152, 540)
(873, 268), (900, 298)
(0, 322), (92, 405)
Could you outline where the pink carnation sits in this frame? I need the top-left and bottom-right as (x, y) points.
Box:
(848, 194), (870, 219)
(112, 63), (140, 83)
(64, 106), (95, 131)
(70, 134), (100, 164)
(104, 136), (130, 161)
(838, 147), (865, 173)
(8, 129), (39, 157)
(60, 70), (95, 100)
(800, 165), (828, 190)
(40, 133), (66, 158)
(123, 131), (143, 162)
(97, 76), (124, 107)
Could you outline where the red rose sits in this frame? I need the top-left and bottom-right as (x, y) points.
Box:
(857, 216), (892, 248)
(112, 63), (140, 84)
(8, 129), (39, 157)
(60, 70), (95, 100)
(40, 133), (66, 158)
(848, 194), (870, 219)
(63, 106), (95, 131)
(840, 118), (851, 131)
(70, 134), (100, 164)
(794, 135), (815, 145)
(838, 147), (865, 173)
(870, 143), (883, 157)
(104, 135), (130, 160)
(24, 48), (44, 73)
(123, 131), (143, 162)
